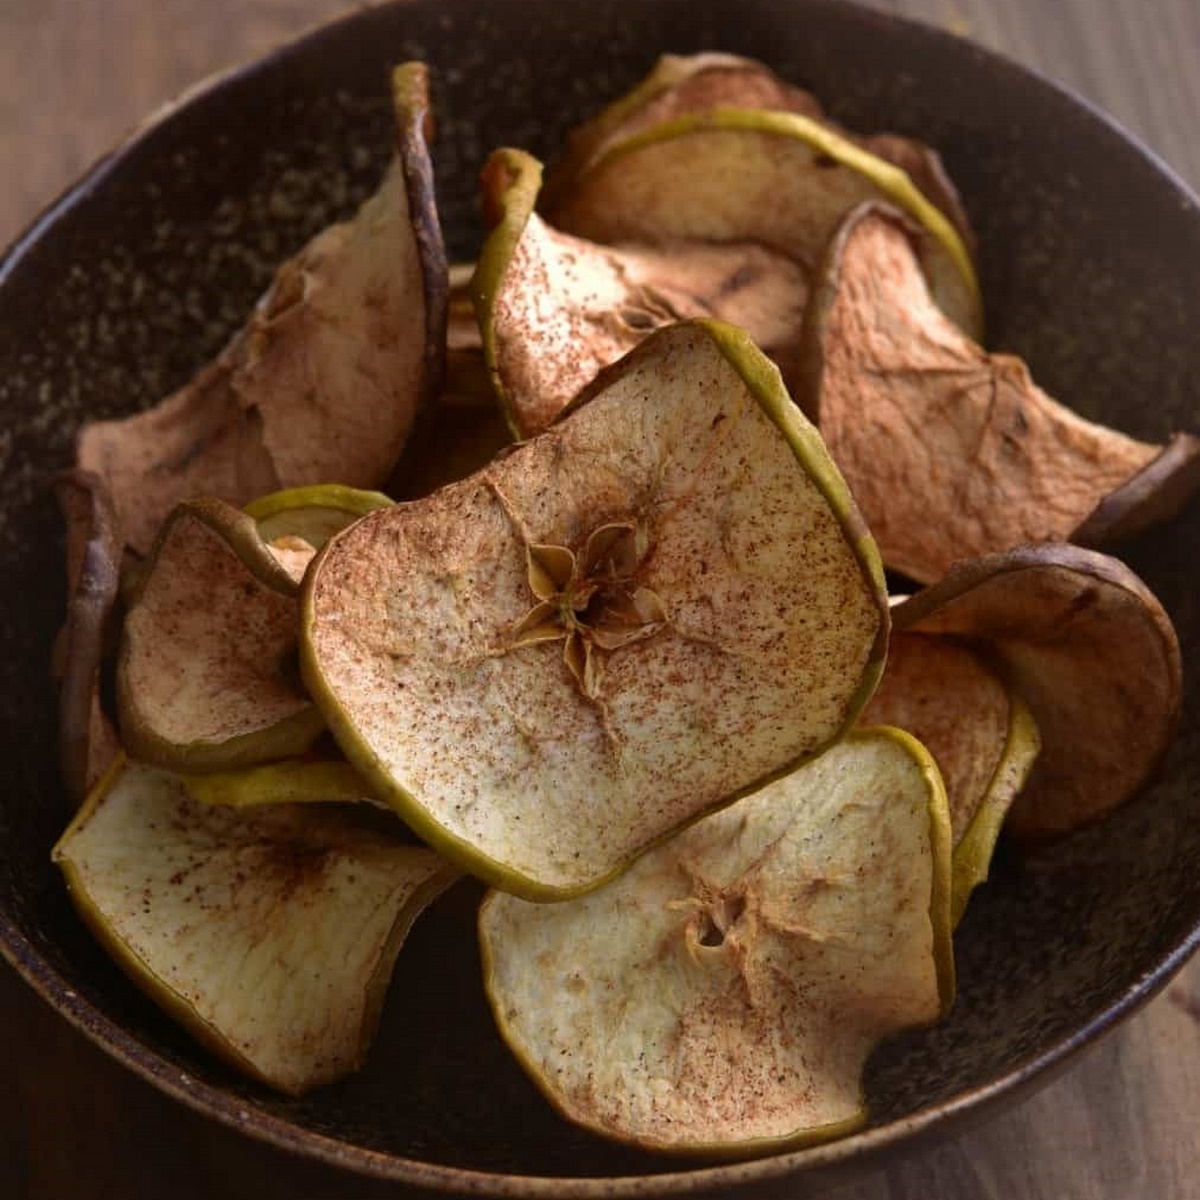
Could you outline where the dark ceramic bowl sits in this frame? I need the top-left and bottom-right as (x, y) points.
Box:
(2, 1), (1199, 1196)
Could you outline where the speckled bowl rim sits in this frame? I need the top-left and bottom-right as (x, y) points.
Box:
(3, 0), (1200, 1193)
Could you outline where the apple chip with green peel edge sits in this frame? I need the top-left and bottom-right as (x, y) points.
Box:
(245, 485), (393, 582)
(118, 497), (324, 771)
(76, 62), (448, 558)
(179, 757), (382, 809)
(53, 758), (458, 1095)
(479, 728), (953, 1156)
(541, 51), (974, 259)
(796, 204), (1200, 584)
(54, 469), (122, 803)
(475, 148), (808, 437)
(543, 107), (982, 341)
(892, 543), (1182, 841)
(861, 632), (1040, 925)
(302, 319), (889, 898)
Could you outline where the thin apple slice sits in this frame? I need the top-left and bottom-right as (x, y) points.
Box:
(861, 632), (1040, 924)
(475, 148), (809, 436)
(302, 319), (888, 898)
(54, 469), (122, 802)
(542, 52), (973, 255)
(179, 757), (381, 809)
(76, 62), (448, 557)
(797, 204), (1200, 584)
(53, 758), (458, 1095)
(246, 485), (393, 547)
(244, 485), (393, 582)
(893, 544), (1182, 840)
(544, 108), (981, 340)
(118, 498), (324, 771)
(479, 729), (953, 1156)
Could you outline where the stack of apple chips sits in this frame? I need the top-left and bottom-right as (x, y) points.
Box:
(52, 53), (1190, 1153)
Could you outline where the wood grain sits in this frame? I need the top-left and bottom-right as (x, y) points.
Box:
(3, 1), (1200, 1198)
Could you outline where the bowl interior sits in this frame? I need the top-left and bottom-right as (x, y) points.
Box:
(2, 0), (1199, 1192)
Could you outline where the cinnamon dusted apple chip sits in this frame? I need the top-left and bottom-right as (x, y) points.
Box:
(797, 204), (1200, 584)
(861, 632), (1040, 924)
(479, 729), (953, 1155)
(544, 106), (981, 340)
(542, 51), (974, 257)
(475, 148), (808, 436)
(77, 62), (448, 557)
(893, 544), (1182, 841)
(53, 759), (458, 1095)
(117, 498), (324, 770)
(302, 320), (888, 898)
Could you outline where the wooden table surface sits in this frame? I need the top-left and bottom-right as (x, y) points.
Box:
(3, 1), (1199, 1197)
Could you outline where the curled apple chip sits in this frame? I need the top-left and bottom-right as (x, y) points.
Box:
(302, 320), (888, 898)
(542, 52), (973, 256)
(797, 204), (1200, 583)
(544, 107), (981, 341)
(893, 544), (1182, 840)
(475, 148), (808, 436)
(54, 469), (122, 802)
(76, 62), (448, 557)
(53, 759), (458, 1095)
(479, 729), (953, 1156)
(861, 632), (1040, 924)
(245, 485), (393, 582)
(118, 497), (324, 770)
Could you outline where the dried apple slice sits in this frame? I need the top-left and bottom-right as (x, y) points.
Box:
(76, 62), (448, 557)
(542, 52), (973, 254)
(544, 107), (981, 340)
(479, 729), (953, 1156)
(246, 485), (393, 547)
(54, 469), (122, 802)
(861, 632), (1040, 924)
(893, 544), (1182, 840)
(245, 485), (393, 582)
(302, 319), (888, 898)
(475, 148), (809, 436)
(179, 757), (380, 809)
(118, 497), (324, 770)
(797, 204), (1200, 584)
(53, 758), (457, 1095)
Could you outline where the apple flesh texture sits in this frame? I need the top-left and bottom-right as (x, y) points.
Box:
(117, 499), (323, 771)
(477, 147), (807, 437)
(479, 730), (952, 1155)
(798, 205), (1198, 584)
(53, 760), (457, 1095)
(861, 632), (1040, 924)
(303, 319), (887, 898)
(893, 543), (1181, 840)
(76, 63), (446, 558)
